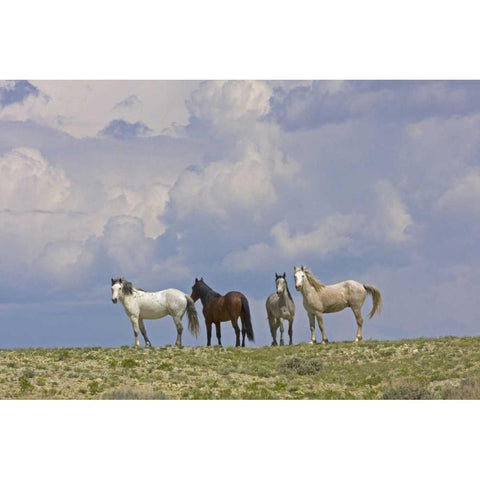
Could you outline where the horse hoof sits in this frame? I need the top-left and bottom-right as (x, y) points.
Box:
(271, 342), (277, 346)
(280, 341), (285, 346)
(309, 340), (316, 345)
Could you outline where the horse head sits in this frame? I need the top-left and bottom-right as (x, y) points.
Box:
(293, 266), (306, 291)
(276, 272), (287, 295)
(191, 277), (202, 301)
(111, 278), (123, 303)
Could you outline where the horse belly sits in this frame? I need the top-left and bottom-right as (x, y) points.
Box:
(322, 285), (349, 313)
(206, 295), (239, 322)
(137, 298), (169, 319)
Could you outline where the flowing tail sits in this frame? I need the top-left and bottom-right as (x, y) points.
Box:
(185, 295), (200, 338)
(241, 295), (255, 342)
(363, 285), (383, 319)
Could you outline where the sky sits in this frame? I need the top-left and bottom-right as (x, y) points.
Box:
(1, 79), (480, 348)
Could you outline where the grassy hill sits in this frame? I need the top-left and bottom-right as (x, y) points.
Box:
(2, 336), (480, 399)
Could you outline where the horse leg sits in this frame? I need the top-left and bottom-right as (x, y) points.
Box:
(215, 322), (222, 346)
(231, 318), (241, 347)
(206, 321), (212, 346)
(278, 318), (285, 346)
(288, 318), (293, 345)
(130, 315), (141, 347)
(138, 318), (152, 347)
(240, 312), (247, 347)
(172, 316), (183, 347)
(351, 306), (364, 342)
(307, 312), (316, 344)
(316, 313), (329, 344)
(268, 315), (278, 346)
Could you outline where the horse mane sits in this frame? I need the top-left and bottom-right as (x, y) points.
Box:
(303, 268), (326, 292)
(285, 282), (294, 302)
(121, 279), (134, 296)
(114, 278), (144, 296)
(198, 280), (221, 302)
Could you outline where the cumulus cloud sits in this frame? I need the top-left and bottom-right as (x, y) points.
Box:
(0, 147), (71, 211)
(186, 80), (272, 131)
(223, 213), (362, 272)
(438, 167), (480, 216)
(371, 180), (415, 243)
(0, 146), (171, 294)
(168, 81), (298, 219)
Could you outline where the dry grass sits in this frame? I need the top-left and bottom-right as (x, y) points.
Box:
(1, 336), (480, 399)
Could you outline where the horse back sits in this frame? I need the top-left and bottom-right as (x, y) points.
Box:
(204, 291), (244, 322)
(322, 280), (365, 313)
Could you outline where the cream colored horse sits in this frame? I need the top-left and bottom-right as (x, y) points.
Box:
(293, 266), (382, 343)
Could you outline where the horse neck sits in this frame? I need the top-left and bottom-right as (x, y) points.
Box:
(301, 277), (322, 303)
(278, 285), (292, 307)
(198, 283), (218, 307)
(118, 289), (137, 309)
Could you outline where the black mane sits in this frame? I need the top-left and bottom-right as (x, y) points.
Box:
(111, 277), (144, 296)
(196, 280), (221, 305)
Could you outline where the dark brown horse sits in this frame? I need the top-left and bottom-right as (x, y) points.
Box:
(190, 278), (254, 347)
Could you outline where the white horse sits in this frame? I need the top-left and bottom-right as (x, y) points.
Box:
(293, 266), (382, 344)
(266, 272), (295, 346)
(111, 278), (199, 347)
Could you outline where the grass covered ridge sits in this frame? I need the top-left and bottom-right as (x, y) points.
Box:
(1, 336), (480, 399)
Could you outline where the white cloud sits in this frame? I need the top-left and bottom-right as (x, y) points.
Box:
(186, 80), (272, 130)
(0, 147), (170, 284)
(223, 213), (362, 272)
(371, 180), (414, 243)
(168, 81), (298, 219)
(438, 167), (480, 216)
(169, 142), (278, 219)
(271, 214), (361, 256)
(0, 147), (71, 210)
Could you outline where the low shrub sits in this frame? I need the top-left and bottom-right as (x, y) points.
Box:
(277, 356), (323, 376)
(440, 376), (480, 399)
(121, 358), (138, 368)
(102, 389), (167, 400)
(382, 385), (431, 400)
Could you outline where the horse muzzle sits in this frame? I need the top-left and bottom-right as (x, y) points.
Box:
(295, 285), (301, 291)
(112, 298), (118, 304)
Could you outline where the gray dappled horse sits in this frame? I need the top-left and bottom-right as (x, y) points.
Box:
(111, 278), (199, 347)
(266, 273), (295, 346)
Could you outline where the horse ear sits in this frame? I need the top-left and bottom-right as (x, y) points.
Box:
(301, 265), (304, 271)
(283, 272), (286, 278)
(195, 277), (198, 282)
(111, 278), (114, 285)
(275, 273), (279, 279)
(200, 277), (203, 281)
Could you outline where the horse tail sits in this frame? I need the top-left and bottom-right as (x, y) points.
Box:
(185, 295), (200, 338)
(363, 285), (383, 319)
(241, 295), (255, 342)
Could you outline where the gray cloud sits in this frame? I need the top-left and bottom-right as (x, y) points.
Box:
(112, 95), (142, 110)
(0, 80), (42, 108)
(270, 80), (480, 131)
(98, 119), (153, 139)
